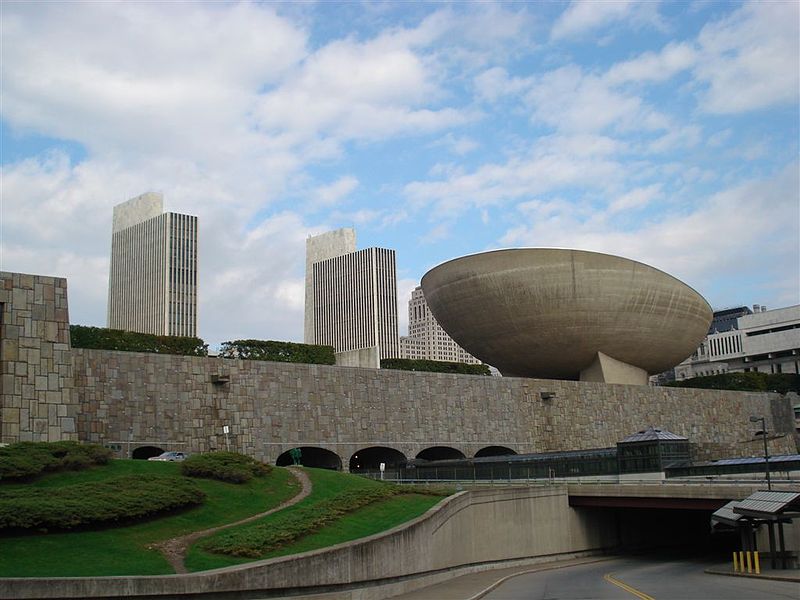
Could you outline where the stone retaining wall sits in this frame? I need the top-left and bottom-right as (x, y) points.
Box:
(73, 349), (798, 464)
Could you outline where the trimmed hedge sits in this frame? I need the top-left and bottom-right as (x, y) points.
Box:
(201, 484), (448, 557)
(0, 441), (112, 480)
(218, 339), (335, 365)
(0, 474), (205, 530)
(181, 452), (272, 484)
(380, 358), (491, 376)
(70, 325), (208, 356)
(666, 372), (800, 394)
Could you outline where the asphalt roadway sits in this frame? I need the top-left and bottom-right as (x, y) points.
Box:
(391, 555), (800, 600)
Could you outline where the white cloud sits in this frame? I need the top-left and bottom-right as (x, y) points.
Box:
(694, 1), (799, 113)
(608, 184), (662, 213)
(500, 162), (800, 304)
(404, 137), (624, 216)
(1, 2), (306, 166)
(551, 0), (665, 41)
(474, 67), (533, 102)
(312, 176), (359, 208)
(646, 125), (702, 154)
(430, 133), (479, 155)
(254, 29), (474, 144)
(604, 42), (697, 85)
(526, 65), (667, 134)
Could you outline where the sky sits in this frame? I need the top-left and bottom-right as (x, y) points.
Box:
(2, 0), (798, 349)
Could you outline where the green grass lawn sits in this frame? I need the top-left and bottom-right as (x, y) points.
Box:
(0, 460), (299, 577)
(184, 469), (446, 572)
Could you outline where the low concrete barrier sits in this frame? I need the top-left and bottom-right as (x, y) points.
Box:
(0, 486), (617, 599)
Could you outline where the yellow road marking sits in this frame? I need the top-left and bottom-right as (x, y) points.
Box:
(604, 572), (656, 600)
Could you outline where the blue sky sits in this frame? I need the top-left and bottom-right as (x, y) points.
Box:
(2, 1), (798, 347)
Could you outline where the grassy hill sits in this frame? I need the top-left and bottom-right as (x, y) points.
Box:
(0, 457), (448, 577)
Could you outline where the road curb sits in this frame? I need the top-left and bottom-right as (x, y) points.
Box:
(467, 557), (616, 600)
(704, 567), (800, 584)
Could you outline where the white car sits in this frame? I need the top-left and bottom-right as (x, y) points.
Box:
(148, 451), (186, 462)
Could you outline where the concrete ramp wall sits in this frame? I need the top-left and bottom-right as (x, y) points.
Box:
(0, 486), (616, 600)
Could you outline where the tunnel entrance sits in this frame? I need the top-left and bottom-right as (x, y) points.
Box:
(132, 446), (165, 460)
(276, 446), (342, 470)
(349, 447), (406, 473)
(582, 506), (740, 558)
(416, 446), (465, 461)
(475, 446), (517, 458)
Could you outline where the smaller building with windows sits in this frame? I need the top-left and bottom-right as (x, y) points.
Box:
(399, 285), (481, 365)
(672, 304), (800, 380)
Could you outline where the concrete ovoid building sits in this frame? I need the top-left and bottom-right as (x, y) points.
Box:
(304, 228), (399, 368)
(107, 192), (198, 337)
(422, 248), (713, 385)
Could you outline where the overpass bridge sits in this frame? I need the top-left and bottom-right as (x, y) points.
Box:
(565, 481), (800, 510)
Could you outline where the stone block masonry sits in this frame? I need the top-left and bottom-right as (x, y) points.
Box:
(0, 272), (77, 443)
(73, 348), (798, 464)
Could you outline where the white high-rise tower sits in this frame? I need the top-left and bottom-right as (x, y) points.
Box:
(304, 228), (399, 363)
(107, 192), (198, 337)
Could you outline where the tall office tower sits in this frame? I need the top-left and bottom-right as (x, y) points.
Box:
(304, 228), (399, 360)
(107, 192), (198, 337)
(400, 285), (481, 364)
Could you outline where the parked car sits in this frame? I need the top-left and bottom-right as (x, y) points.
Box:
(148, 451), (186, 462)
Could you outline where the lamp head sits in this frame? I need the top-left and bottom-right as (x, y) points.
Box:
(749, 415), (763, 423)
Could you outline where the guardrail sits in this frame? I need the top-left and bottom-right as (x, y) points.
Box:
(361, 475), (800, 487)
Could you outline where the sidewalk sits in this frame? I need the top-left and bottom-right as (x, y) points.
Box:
(705, 563), (800, 584)
(389, 556), (613, 600)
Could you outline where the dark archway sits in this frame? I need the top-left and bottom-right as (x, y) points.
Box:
(349, 446), (406, 472)
(416, 446), (465, 461)
(132, 445), (165, 460)
(276, 446), (342, 470)
(475, 446), (517, 458)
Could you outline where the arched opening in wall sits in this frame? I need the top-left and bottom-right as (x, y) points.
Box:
(416, 446), (465, 461)
(132, 446), (164, 460)
(474, 446), (517, 458)
(349, 447), (406, 473)
(275, 447), (342, 470)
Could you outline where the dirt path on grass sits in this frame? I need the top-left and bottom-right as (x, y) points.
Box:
(152, 467), (312, 574)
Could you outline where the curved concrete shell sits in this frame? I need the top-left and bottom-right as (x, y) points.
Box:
(421, 249), (712, 383)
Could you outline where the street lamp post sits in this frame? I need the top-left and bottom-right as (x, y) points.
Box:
(749, 415), (771, 490)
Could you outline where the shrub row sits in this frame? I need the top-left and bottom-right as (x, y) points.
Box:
(666, 372), (800, 394)
(0, 474), (204, 530)
(0, 441), (112, 480)
(70, 325), (208, 356)
(201, 484), (448, 557)
(380, 358), (491, 376)
(181, 452), (272, 484)
(218, 339), (335, 365)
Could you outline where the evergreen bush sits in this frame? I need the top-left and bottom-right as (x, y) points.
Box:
(380, 358), (491, 376)
(218, 339), (335, 365)
(70, 325), (208, 356)
(181, 452), (272, 484)
(0, 475), (204, 530)
(666, 372), (800, 393)
(0, 441), (112, 480)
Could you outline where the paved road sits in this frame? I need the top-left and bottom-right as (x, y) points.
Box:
(481, 557), (798, 600)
